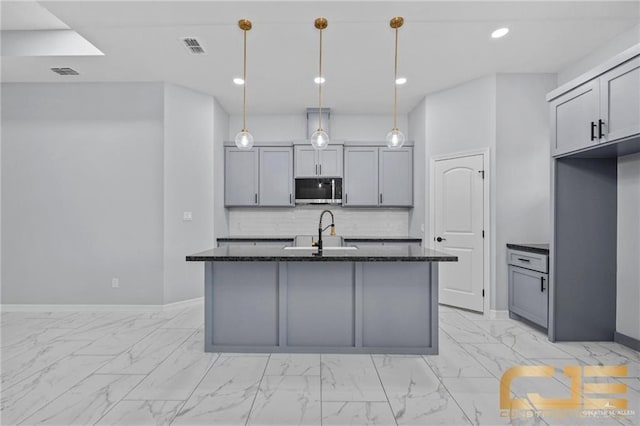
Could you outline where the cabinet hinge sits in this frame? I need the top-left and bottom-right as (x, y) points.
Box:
(482, 289), (485, 297)
(478, 170), (485, 179)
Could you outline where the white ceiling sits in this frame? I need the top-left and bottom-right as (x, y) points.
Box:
(1, 1), (639, 114)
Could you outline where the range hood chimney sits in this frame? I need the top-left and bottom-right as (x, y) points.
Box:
(306, 108), (331, 139)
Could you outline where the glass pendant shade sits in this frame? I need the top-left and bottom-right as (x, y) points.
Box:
(235, 130), (254, 150)
(310, 129), (329, 150)
(386, 128), (405, 149)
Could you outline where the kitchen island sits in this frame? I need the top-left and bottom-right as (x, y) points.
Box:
(186, 245), (457, 354)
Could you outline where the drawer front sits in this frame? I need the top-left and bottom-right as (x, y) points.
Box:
(508, 249), (548, 273)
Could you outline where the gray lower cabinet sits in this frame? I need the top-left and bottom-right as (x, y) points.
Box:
(344, 146), (413, 207)
(225, 146), (293, 207)
(343, 147), (379, 206)
(508, 249), (549, 329)
(225, 148), (259, 206)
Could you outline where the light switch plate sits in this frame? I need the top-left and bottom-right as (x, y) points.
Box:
(183, 212), (193, 221)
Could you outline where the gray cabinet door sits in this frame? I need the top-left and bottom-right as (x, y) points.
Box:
(318, 146), (343, 177)
(600, 56), (640, 143)
(379, 147), (413, 206)
(344, 147), (379, 206)
(550, 80), (600, 157)
(259, 147), (293, 206)
(225, 148), (258, 206)
(294, 146), (318, 177)
(509, 266), (548, 328)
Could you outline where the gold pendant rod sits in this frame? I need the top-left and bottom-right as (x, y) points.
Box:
(315, 18), (327, 131)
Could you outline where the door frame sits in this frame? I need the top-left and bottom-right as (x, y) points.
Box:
(429, 148), (491, 315)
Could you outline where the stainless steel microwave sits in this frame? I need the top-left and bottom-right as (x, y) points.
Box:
(295, 178), (342, 205)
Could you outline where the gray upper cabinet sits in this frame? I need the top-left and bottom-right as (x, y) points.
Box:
(318, 147), (343, 177)
(225, 148), (259, 206)
(600, 56), (640, 143)
(259, 147), (293, 206)
(379, 147), (413, 206)
(294, 146), (317, 177)
(225, 146), (293, 207)
(343, 147), (379, 206)
(550, 80), (600, 157)
(550, 52), (640, 157)
(294, 145), (343, 178)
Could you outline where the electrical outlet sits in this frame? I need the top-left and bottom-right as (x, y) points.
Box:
(183, 211), (193, 221)
(111, 278), (119, 288)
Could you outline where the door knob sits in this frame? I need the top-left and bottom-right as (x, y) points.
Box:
(435, 236), (446, 242)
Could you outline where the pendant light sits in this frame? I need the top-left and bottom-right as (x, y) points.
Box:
(235, 19), (254, 150)
(386, 16), (405, 149)
(310, 17), (329, 150)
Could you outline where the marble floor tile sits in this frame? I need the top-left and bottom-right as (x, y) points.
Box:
(161, 306), (204, 329)
(58, 312), (142, 341)
(440, 312), (499, 344)
(424, 331), (493, 379)
(96, 328), (195, 374)
(0, 354), (113, 425)
(1, 318), (62, 347)
(1, 327), (76, 361)
(550, 341), (617, 359)
(455, 308), (487, 322)
(264, 353), (321, 376)
(322, 401), (397, 426)
(125, 334), (218, 401)
(597, 342), (640, 364)
(20, 374), (144, 425)
(459, 343), (533, 379)
(48, 311), (109, 329)
(73, 318), (167, 355)
(373, 355), (471, 425)
(500, 331), (575, 360)
(247, 375), (321, 425)
(442, 377), (543, 426)
(322, 355), (387, 402)
(94, 400), (184, 426)
(173, 355), (268, 425)
(1, 339), (93, 389)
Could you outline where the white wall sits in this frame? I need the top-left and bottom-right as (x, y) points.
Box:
(226, 112), (413, 237)
(408, 98), (426, 238)
(557, 24), (640, 85)
(495, 74), (557, 311)
(617, 153), (640, 340)
(162, 84), (215, 304)
(1, 83), (165, 304)
(213, 99), (230, 240)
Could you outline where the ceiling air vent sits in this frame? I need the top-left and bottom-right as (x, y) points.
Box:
(51, 67), (79, 75)
(181, 37), (206, 54)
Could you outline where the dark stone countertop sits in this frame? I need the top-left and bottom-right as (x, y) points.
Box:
(187, 245), (456, 262)
(506, 243), (550, 255)
(217, 236), (422, 242)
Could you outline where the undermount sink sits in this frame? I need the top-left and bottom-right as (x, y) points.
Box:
(283, 246), (358, 251)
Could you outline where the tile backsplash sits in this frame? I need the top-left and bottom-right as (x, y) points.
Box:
(228, 206), (410, 236)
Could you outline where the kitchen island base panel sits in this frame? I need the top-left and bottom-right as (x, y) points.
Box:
(204, 261), (438, 354)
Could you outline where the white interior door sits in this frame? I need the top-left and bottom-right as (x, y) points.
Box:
(433, 154), (485, 312)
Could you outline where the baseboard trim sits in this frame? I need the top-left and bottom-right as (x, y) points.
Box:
(489, 309), (509, 320)
(614, 331), (640, 352)
(0, 297), (204, 312)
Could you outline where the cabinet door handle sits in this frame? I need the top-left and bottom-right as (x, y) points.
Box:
(255, 193), (258, 204)
(345, 193), (348, 204)
(315, 164), (318, 175)
(598, 119), (605, 139)
(289, 193), (292, 204)
(540, 276), (545, 292)
(320, 164), (322, 175)
(517, 258), (530, 262)
(380, 193), (383, 204)
(590, 122), (597, 141)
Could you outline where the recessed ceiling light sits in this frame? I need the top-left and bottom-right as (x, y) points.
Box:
(233, 77), (245, 85)
(491, 27), (509, 39)
(314, 76), (325, 84)
(395, 77), (407, 85)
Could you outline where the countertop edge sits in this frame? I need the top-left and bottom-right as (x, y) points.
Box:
(506, 243), (550, 255)
(186, 256), (457, 262)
